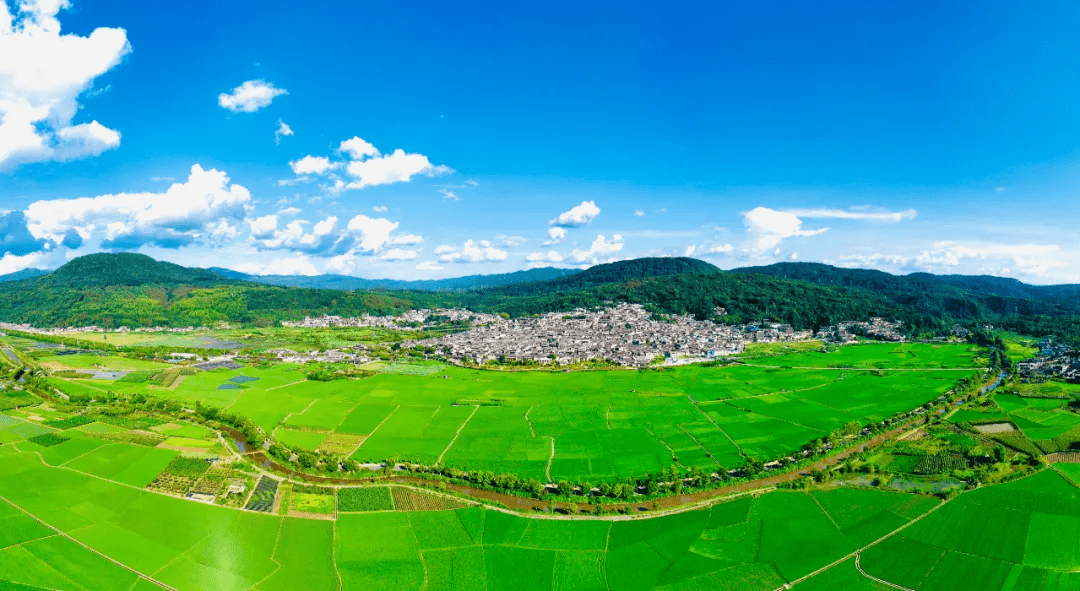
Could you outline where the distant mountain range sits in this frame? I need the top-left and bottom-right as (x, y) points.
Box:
(0, 253), (1077, 344)
(0, 268), (49, 283)
(206, 266), (581, 292)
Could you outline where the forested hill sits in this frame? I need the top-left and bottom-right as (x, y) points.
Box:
(206, 266), (581, 292)
(466, 257), (721, 297)
(0, 253), (414, 328)
(1, 253), (1079, 345)
(29, 253), (230, 288)
(730, 262), (1080, 317)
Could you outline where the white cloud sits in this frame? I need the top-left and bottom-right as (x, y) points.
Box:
(416, 260), (443, 271)
(338, 137), (379, 160)
(0, 250), (58, 275)
(217, 79), (287, 113)
(742, 207), (829, 252)
(243, 254), (320, 276)
(274, 120), (293, 143)
(391, 233), (424, 246)
(277, 206), (301, 216)
(439, 188), (459, 201)
(550, 200), (600, 227)
(437, 240), (508, 263)
(372, 205), (388, 213)
(571, 233), (624, 264)
(525, 250), (565, 268)
(288, 136), (450, 192)
(0, 0), (130, 170)
(633, 209), (645, 217)
(786, 208), (917, 223)
(914, 241), (1064, 279)
(542, 227), (567, 246)
(381, 248), (419, 261)
(344, 214), (399, 252)
(289, 155), (338, 176)
(498, 235), (527, 248)
(25, 164), (251, 249)
(702, 243), (734, 255)
(247, 214), (278, 239)
(344, 148), (451, 190)
(683, 245), (696, 257)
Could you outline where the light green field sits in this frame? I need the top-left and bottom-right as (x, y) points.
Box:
(0, 444), (974, 591)
(48, 343), (976, 482)
(960, 380), (1080, 454)
(741, 342), (980, 369)
(858, 470), (1080, 590)
(37, 353), (173, 372)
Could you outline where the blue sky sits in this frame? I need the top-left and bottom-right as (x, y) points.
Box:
(2, 0), (1079, 283)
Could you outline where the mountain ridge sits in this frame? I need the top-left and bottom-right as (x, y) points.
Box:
(206, 266), (581, 292)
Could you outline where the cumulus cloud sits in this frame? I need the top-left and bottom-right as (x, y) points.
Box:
(914, 241), (1064, 279)
(249, 216), (339, 252)
(0, 0), (130, 170)
(525, 250), (565, 268)
(286, 136), (450, 191)
(339, 137), (378, 160)
(0, 250), (61, 275)
(372, 205), (388, 213)
(632, 209), (645, 217)
(550, 200), (600, 227)
(542, 227), (567, 246)
(416, 260), (443, 271)
(742, 207), (829, 252)
(437, 240), (508, 263)
(218, 79), (287, 113)
(274, 120), (293, 144)
(344, 147), (451, 190)
(571, 233), (624, 264)
(25, 164), (251, 249)
(343, 214), (400, 252)
(439, 188), (459, 201)
(289, 155), (338, 176)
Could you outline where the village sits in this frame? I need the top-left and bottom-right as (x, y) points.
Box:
(0, 305), (908, 370)
(403, 303), (906, 367)
(280, 308), (503, 330)
(1018, 340), (1080, 382)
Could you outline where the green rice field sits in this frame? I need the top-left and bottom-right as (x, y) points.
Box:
(46, 343), (979, 482)
(1, 440), (1075, 590)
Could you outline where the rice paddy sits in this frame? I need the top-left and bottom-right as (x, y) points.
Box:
(45, 343), (979, 483)
(5, 337), (1066, 590)
(4, 440), (1072, 591)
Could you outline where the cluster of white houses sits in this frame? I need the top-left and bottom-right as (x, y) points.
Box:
(280, 309), (503, 330)
(408, 303), (821, 367)
(1018, 341), (1080, 382)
